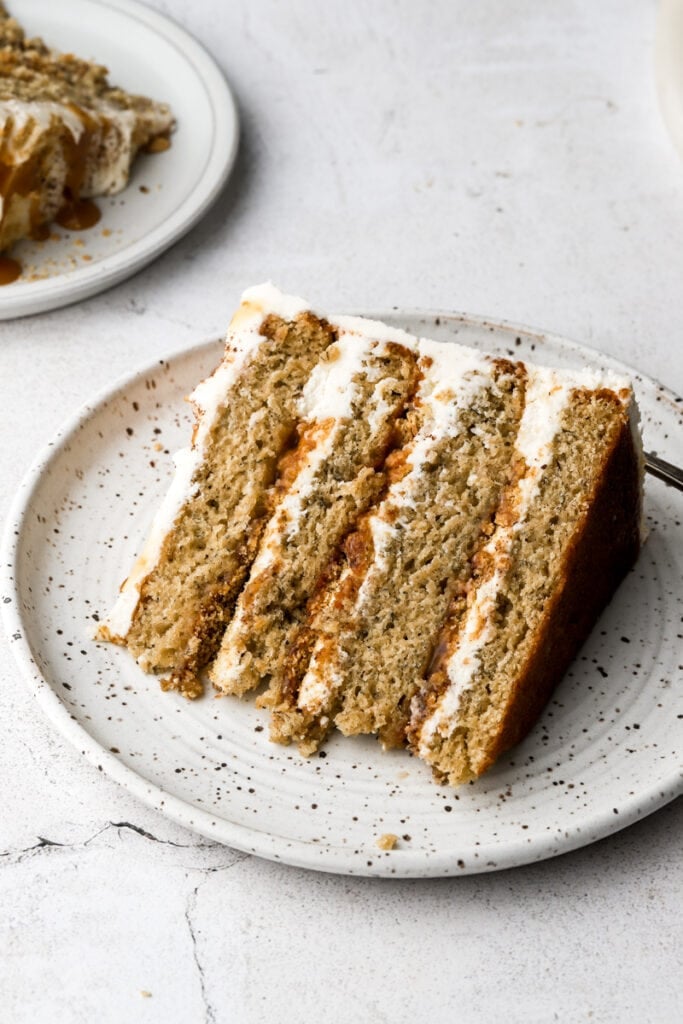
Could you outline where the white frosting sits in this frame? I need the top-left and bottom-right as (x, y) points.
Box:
(97, 447), (199, 643)
(297, 642), (344, 713)
(331, 313), (421, 350)
(299, 333), (370, 421)
(0, 99), (151, 200)
(82, 106), (137, 196)
(0, 98), (85, 149)
(240, 282), (310, 323)
(416, 364), (633, 752)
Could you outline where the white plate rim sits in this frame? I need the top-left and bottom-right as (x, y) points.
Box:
(2, 309), (682, 877)
(0, 0), (239, 319)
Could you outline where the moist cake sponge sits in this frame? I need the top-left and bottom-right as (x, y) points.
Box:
(98, 285), (644, 786)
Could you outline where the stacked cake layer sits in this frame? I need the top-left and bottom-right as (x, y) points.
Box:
(98, 284), (643, 785)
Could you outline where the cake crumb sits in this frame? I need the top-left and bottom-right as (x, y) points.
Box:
(377, 833), (398, 851)
(140, 990), (152, 998)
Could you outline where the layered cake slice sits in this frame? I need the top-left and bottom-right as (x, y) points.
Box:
(209, 326), (421, 699)
(0, 3), (174, 253)
(270, 347), (526, 754)
(98, 285), (643, 785)
(408, 366), (642, 784)
(96, 287), (338, 697)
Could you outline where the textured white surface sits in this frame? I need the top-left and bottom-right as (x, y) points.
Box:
(0, 0), (681, 1021)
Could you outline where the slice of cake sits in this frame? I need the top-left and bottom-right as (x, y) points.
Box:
(407, 366), (643, 784)
(98, 285), (643, 786)
(268, 349), (526, 754)
(208, 327), (421, 699)
(96, 286), (337, 698)
(0, 3), (174, 252)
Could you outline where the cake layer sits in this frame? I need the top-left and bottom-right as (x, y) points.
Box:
(209, 329), (421, 699)
(270, 349), (527, 754)
(97, 287), (337, 697)
(409, 372), (641, 784)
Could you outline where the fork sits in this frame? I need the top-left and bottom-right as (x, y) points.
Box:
(645, 452), (683, 491)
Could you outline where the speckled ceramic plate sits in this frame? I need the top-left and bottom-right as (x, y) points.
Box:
(0, 0), (238, 318)
(2, 312), (682, 877)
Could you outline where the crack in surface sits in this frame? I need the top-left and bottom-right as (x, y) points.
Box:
(104, 821), (219, 849)
(0, 836), (65, 862)
(3, 828), (250, 1021)
(185, 882), (216, 1024)
(1, 821), (250, 867)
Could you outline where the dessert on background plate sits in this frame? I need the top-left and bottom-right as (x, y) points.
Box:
(96, 285), (644, 787)
(0, 1), (173, 281)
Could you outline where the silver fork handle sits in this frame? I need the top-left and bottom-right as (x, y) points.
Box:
(645, 452), (683, 491)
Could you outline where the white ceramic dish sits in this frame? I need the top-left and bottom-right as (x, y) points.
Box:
(2, 312), (682, 877)
(0, 0), (238, 318)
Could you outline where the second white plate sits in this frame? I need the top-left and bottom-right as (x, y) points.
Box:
(0, 0), (239, 318)
(2, 311), (682, 875)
